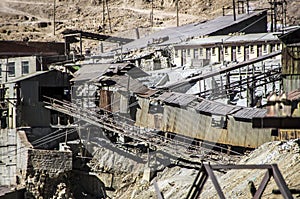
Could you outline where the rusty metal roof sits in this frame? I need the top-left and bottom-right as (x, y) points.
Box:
(288, 88), (300, 101)
(156, 92), (197, 106)
(193, 100), (241, 116)
(233, 108), (267, 120)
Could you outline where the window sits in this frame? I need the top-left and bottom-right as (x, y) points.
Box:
(187, 49), (190, 56)
(212, 47), (216, 55)
(237, 46), (241, 54)
(182, 49), (186, 58)
(263, 45), (267, 53)
(224, 47), (228, 55)
(199, 48), (203, 56)
(21, 61), (29, 74)
(194, 49), (199, 59)
(250, 45), (254, 54)
(7, 62), (15, 77)
(175, 49), (179, 58)
(277, 44), (281, 50)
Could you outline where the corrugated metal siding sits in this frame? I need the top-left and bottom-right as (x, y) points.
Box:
(282, 45), (300, 75)
(227, 116), (272, 148)
(276, 129), (300, 141)
(161, 106), (228, 145)
(135, 97), (150, 127)
(99, 90), (112, 111)
(111, 92), (121, 113)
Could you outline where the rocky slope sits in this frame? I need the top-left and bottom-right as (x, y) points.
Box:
(115, 139), (300, 199)
(0, 0), (298, 46)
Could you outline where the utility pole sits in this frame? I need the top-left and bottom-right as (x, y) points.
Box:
(53, 0), (56, 35)
(105, 0), (112, 33)
(102, 0), (105, 31)
(176, 0), (179, 26)
(232, 0), (236, 21)
(151, 0), (154, 27)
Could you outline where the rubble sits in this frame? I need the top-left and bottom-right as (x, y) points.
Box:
(110, 139), (300, 199)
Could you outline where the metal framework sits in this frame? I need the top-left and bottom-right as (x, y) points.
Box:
(186, 164), (293, 199)
(43, 97), (241, 164)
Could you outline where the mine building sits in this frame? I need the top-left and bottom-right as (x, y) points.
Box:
(173, 32), (282, 67)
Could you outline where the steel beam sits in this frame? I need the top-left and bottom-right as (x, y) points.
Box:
(204, 164), (226, 199)
(253, 169), (272, 199)
(271, 164), (293, 199)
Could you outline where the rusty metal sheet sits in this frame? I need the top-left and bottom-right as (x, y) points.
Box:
(287, 88), (300, 101)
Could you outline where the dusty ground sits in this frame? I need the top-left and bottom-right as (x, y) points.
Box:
(114, 139), (300, 199)
(0, 0), (299, 53)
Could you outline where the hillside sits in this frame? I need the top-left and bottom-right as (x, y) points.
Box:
(0, 0), (299, 52)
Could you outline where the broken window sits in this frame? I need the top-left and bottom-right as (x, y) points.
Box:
(211, 115), (227, 129)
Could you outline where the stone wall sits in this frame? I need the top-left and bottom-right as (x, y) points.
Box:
(16, 130), (33, 185)
(26, 149), (72, 177)
(0, 128), (17, 186)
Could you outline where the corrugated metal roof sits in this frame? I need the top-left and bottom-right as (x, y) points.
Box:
(193, 99), (241, 115)
(71, 63), (112, 82)
(109, 75), (150, 94)
(5, 70), (52, 84)
(233, 108), (267, 119)
(71, 63), (148, 82)
(120, 11), (267, 52)
(156, 92), (197, 106)
(175, 32), (280, 47)
(126, 66), (149, 79)
(288, 89), (300, 101)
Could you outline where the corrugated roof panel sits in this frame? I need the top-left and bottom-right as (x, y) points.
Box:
(110, 75), (150, 94)
(71, 63), (112, 81)
(233, 108), (267, 119)
(194, 100), (241, 115)
(156, 92), (197, 106)
(121, 11), (267, 52)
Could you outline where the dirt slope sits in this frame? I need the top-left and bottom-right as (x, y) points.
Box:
(1, 0), (298, 42)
